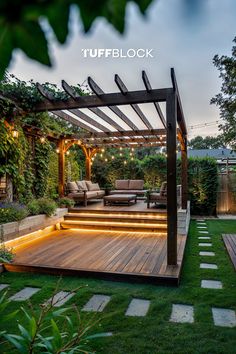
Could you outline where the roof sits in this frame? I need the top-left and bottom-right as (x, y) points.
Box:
(185, 149), (236, 160)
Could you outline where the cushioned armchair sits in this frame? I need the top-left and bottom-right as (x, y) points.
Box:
(66, 180), (105, 206)
(146, 182), (182, 208)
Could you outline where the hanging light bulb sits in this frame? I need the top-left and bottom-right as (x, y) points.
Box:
(111, 155), (115, 160)
(56, 148), (60, 153)
(119, 153), (123, 157)
(101, 148), (105, 153)
(105, 158), (108, 162)
(129, 152), (133, 156)
(12, 129), (19, 138)
(124, 160), (127, 165)
(65, 140), (68, 144)
(131, 147), (134, 152)
(131, 157), (134, 161)
(40, 136), (45, 143)
(66, 150), (70, 156)
(100, 153), (103, 158)
(120, 147), (123, 150)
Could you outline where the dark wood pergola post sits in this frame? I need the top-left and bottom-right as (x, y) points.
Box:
(58, 138), (65, 197)
(181, 136), (188, 209)
(166, 91), (177, 265)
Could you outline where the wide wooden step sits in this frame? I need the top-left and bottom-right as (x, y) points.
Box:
(60, 220), (167, 233)
(68, 208), (167, 217)
(64, 213), (167, 224)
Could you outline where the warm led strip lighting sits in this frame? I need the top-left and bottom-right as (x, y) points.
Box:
(68, 228), (167, 235)
(63, 220), (167, 227)
(67, 213), (166, 219)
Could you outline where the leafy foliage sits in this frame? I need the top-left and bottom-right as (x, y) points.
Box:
(0, 202), (29, 224)
(0, 0), (153, 78)
(57, 197), (75, 208)
(188, 158), (218, 215)
(188, 135), (226, 149)
(211, 37), (236, 148)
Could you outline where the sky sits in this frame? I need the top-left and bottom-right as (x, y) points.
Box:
(9, 0), (236, 139)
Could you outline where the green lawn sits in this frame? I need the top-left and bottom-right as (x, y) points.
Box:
(1, 220), (236, 354)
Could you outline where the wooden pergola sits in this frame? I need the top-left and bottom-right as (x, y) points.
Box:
(30, 68), (188, 266)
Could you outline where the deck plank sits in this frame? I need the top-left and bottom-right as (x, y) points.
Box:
(9, 228), (187, 285)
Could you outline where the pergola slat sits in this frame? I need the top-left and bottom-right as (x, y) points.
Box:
(61, 80), (78, 99)
(72, 128), (166, 139)
(88, 76), (140, 131)
(51, 110), (98, 133)
(89, 107), (124, 131)
(115, 74), (154, 130)
(69, 109), (111, 132)
(36, 83), (55, 101)
(171, 68), (187, 135)
(142, 70), (167, 129)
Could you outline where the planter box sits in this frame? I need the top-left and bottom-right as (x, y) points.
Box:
(1, 208), (68, 243)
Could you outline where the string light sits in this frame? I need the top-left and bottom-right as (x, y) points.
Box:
(111, 155), (115, 160)
(101, 148), (105, 153)
(56, 148), (60, 153)
(65, 140), (68, 144)
(119, 153), (123, 157)
(66, 151), (70, 156)
(124, 160), (127, 165)
(105, 158), (108, 162)
(40, 136), (45, 143)
(12, 129), (19, 138)
(100, 153), (103, 158)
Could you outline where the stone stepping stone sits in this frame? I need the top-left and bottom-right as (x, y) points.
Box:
(103, 332), (113, 337)
(197, 226), (208, 229)
(201, 280), (223, 289)
(10, 287), (40, 301)
(199, 251), (215, 256)
(170, 304), (194, 323)
(0, 284), (9, 292)
(82, 295), (111, 312)
(198, 237), (211, 240)
(199, 243), (212, 247)
(198, 231), (209, 234)
(212, 308), (236, 328)
(197, 219), (205, 222)
(46, 291), (75, 307)
(200, 263), (218, 269)
(125, 298), (150, 317)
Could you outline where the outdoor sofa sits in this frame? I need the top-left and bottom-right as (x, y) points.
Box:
(66, 180), (105, 206)
(109, 179), (147, 198)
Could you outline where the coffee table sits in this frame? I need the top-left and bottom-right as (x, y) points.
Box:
(103, 194), (137, 206)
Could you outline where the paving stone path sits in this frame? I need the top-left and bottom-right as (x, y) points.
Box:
(10, 287), (40, 301)
(82, 294), (111, 312)
(46, 291), (75, 307)
(125, 298), (150, 317)
(200, 263), (218, 269)
(212, 308), (236, 327)
(0, 284), (9, 291)
(199, 251), (215, 256)
(170, 304), (194, 323)
(198, 242), (212, 247)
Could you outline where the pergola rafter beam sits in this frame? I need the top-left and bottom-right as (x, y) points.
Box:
(51, 110), (98, 133)
(115, 74), (154, 130)
(69, 109), (111, 132)
(36, 83), (55, 101)
(88, 77), (142, 131)
(170, 68), (187, 135)
(142, 70), (167, 129)
(61, 80), (78, 99)
(71, 128), (167, 139)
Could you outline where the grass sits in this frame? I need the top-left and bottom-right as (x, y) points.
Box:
(0, 219), (236, 353)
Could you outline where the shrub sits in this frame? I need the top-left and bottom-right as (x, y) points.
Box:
(27, 199), (41, 215)
(0, 245), (14, 263)
(37, 198), (57, 217)
(0, 202), (29, 224)
(57, 197), (75, 208)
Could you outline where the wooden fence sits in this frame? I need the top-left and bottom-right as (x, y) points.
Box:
(217, 171), (236, 214)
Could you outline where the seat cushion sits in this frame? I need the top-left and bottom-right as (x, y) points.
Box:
(87, 183), (100, 191)
(97, 190), (105, 197)
(115, 180), (129, 190)
(67, 192), (84, 200)
(160, 181), (167, 196)
(110, 190), (131, 194)
(86, 191), (98, 198)
(67, 181), (79, 193)
(76, 180), (88, 191)
(129, 180), (144, 190)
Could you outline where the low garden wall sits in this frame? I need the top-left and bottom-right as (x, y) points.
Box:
(1, 208), (67, 243)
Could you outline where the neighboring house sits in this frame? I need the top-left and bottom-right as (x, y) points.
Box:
(178, 149), (236, 166)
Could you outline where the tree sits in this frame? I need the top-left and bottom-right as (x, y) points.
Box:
(188, 135), (226, 149)
(211, 37), (236, 148)
(0, 0), (153, 79)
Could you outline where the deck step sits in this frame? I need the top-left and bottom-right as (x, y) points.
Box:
(64, 213), (167, 224)
(68, 208), (167, 217)
(60, 220), (167, 233)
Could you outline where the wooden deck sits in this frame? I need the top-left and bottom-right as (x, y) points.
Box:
(222, 234), (236, 270)
(5, 229), (187, 285)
